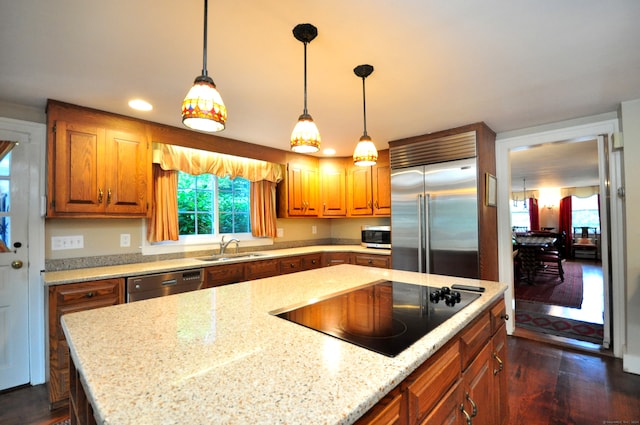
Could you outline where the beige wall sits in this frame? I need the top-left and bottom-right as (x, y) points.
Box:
(621, 98), (640, 373)
(44, 216), (390, 260)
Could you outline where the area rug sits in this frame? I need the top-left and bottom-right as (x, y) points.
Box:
(515, 261), (583, 308)
(515, 310), (604, 344)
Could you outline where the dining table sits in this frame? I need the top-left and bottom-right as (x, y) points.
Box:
(515, 236), (557, 284)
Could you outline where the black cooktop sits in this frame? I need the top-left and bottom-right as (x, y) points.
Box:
(272, 280), (481, 357)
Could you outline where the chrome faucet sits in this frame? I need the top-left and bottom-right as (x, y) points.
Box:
(219, 235), (240, 255)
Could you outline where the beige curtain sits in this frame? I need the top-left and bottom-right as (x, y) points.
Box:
(148, 144), (283, 242)
(147, 165), (179, 242)
(250, 181), (278, 238)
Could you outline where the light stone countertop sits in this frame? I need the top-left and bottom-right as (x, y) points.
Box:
(43, 245), (390, 286)
(61, 264), (507, 425)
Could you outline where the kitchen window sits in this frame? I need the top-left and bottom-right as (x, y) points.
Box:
(177, 172), (250, 236)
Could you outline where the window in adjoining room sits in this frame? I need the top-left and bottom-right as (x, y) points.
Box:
(572, 194), (600, 233)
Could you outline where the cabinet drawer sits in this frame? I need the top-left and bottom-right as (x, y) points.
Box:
(301, 253), (322, 270)
(323, 252), (352, 267)
(354, 254), (390, 268)
(355, 387), (405, 425)
(459, 312), (491, 370)
(53, 279), (122, 306)
(406, 340), (461, 424)
(280, 257), (304, 274)
(204, 264), (245, 288)
(245, 259), (280, 280)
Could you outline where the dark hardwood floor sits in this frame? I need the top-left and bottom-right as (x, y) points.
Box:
(1, 336), (639, 425)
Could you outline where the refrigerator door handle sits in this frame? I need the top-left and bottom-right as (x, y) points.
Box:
(417, 194), (423, 273)
(424, 193), (430, 274)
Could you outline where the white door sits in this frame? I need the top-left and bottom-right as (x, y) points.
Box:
(0, 135), (30, 390)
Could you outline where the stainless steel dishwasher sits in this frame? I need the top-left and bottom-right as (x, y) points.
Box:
(126, 269), (204, 302)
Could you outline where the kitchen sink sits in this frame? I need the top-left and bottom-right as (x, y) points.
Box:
(195, 253), (265, 262)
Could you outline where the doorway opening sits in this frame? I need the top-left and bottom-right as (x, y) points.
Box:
(506, 135), (612, 350)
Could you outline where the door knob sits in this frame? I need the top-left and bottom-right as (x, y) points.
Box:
(11, 260), (23, 269)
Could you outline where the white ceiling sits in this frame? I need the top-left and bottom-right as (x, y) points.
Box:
(1, 1), (639, 185)
(510, 138), (600, 190)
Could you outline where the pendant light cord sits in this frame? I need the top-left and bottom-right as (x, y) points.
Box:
(303, 41), (308, 115)
(201, 0), (209, 77)
(361, 76), (368, 137)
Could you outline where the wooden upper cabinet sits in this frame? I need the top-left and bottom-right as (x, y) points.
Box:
(372, 150), (391, 216)
(47, 100), (151, 218)
(348, 150), (391, 217)
(278, 161), (319, 217)
(348, 165), (373, 216)
(319, 158), (347, 217)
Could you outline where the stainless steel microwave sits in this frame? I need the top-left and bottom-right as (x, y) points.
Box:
(361, 225), (391, 249)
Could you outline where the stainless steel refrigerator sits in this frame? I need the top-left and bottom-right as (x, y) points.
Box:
(391, 157), (480, 278)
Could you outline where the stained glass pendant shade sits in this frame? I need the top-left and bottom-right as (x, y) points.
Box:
(182, 0), (227, 132)
(353, 64), (378, 166)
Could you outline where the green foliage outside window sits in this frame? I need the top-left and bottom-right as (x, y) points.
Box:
(177, 172), (250, 235)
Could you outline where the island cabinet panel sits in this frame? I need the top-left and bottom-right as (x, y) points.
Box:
(357, 297), (508, 425)
(47, 100), (151, 218)
(354, 387), (406, 425)
(406, 341), (462, 424)
(353, 253), (391, 269)
(203, 263), (245, 288)
(48, 278), (124, 408)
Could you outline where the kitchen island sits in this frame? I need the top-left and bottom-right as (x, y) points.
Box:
(61, 265), (507, 425)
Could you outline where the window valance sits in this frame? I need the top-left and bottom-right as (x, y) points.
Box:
(560, 186), (599, 199)
(152, 143), (284, 183)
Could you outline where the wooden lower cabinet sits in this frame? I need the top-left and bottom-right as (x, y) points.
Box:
(48, 278), (124, 408)
(323, 252), (353, 267)
(356, 297), (508, 425)
(353, 253), (391, 269)
(245, 258), (281, 280)
(204, 263), (245, 288)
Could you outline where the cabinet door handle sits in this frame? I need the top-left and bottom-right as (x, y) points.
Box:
(98, 189), (104, 204)
(374, 201), (379, 209)
(460, 404), (472, 425)
(107, 188), (112, 205)
(493, 352), (504, 375)
(465, 392), (478, 417)
(501, 313), (510, 321)
(85, 292), (94, 298)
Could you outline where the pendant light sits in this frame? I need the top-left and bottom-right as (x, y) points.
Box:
(353, 64), (378, 166)
(181, 0), (227, 132)
(290, 23), (321, 153)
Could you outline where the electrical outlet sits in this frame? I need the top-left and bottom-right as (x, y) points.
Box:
(120, 233), (131, 247)
(312, 225), (317, 235)
(51, 235), (84, 250)
(277, 228), (284, 238)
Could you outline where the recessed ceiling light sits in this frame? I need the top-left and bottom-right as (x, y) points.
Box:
(323, 148), (336, 155)
(128, 99), (153, 111)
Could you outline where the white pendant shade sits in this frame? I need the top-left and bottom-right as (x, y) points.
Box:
(290, 114), (321, 153)
(353, 136), (378, 166)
